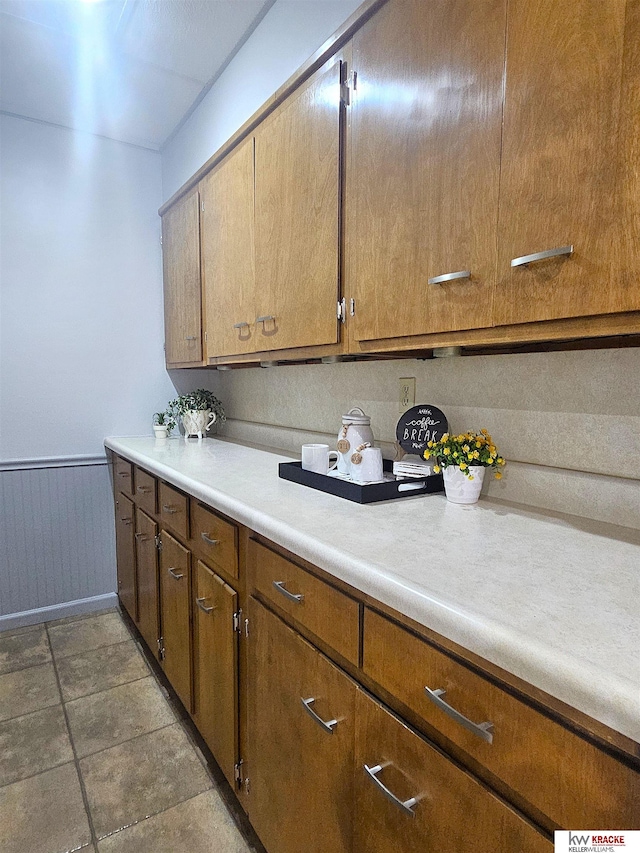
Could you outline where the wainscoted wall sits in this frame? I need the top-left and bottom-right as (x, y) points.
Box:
(0, 459), (117, 626)
(184, 347), (640, 530)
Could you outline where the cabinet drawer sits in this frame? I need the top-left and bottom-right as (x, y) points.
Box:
(191, 502), (238, 579)
(114, 456), (133, 496)
(354, 689), (551, 853)
(159, 482), (189, 539)
(363, 608), (640, 830)
(134, 467), (157, 515)
(250, 541), (360, 666)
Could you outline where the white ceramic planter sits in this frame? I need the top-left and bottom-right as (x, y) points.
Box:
(153, 425), (169, 439)
(442, 465), (485, 504)
(182, 409), (216, 439)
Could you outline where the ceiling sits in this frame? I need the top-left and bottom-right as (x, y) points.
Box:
(0, 0), (273, 149)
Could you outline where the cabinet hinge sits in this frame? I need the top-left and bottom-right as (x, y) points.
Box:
(349, 297), (356, 317)
(157, 637), (165, 661)
(341, 69), (357, 105)
(233, 608), (242, 634)
(234, 759), (244, 787)
(337, 298), (346, 323)
(204, 331), (208, 343)
(155, 534), (162, 551)
(159, 234), (163, 246)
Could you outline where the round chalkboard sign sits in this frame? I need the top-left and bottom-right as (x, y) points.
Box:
(396, 405), (448, 457)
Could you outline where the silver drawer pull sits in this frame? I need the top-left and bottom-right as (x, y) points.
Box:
(137, 485), (152, 493)
(256, 315), (275, 324)
(364, 764), (418, 817)
(424, 687), (494, 744)
(120, 517), (132, 525)
(511, 245), (573, 268)
(134, 532), (150, 542)
(168, 567), (184, 580)
(301, 697), (338, 733)
(162, 504), (178, 514)
(272, 580), (304, 603)
(233, 321), (249, 329)
(428, 269), (471, 286)
(196, 596), (215, 614)
(185, 335), (198, 340)
(201, 532), (220, 546)
(118, 471), (130, 477)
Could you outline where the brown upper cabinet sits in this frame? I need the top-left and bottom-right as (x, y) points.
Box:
(201, 137), (256, 359)
(161, 188), (203, 366)
(347, 0), (506, 342)
(494, 0), (639, 326)
(253, 58), (342, 352)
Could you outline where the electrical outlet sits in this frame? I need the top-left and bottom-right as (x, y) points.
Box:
(399, 377), (415, 413)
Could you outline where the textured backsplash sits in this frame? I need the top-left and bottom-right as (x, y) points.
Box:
(172, 347), (640, 529)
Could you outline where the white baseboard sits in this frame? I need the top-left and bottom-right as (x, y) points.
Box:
(0, 593), (119, 631)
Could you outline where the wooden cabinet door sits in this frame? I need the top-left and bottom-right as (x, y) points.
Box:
(135, 508), (158, 656)
(254, 60), (341, 352)
(193, 561), (238, 787)
(494, 0), (628, 325)
(115, 494), (136, 620)
(247, 598), (355, 853)
(201, 138), (256, 359)
(161, 188), (202, 365)
(159, 531), (192, 711)
(354, 689), (551, 853)
(348, 0), (505, 341)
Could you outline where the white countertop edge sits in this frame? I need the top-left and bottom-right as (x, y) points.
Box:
(105, 436), (640, 743)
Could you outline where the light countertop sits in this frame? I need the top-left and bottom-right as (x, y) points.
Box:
(105, 435), (640, 743)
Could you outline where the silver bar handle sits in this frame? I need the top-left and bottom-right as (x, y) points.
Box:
(428, 270), (471, 286)
(196, 596), (214, 614)
(120, 517), (132, 525)
(162, 505), (178, 514)
(272, 580), (304, 604)
(233, 321), (249, 329)
(510, 245), (573, 268)
(134, 532), (150, 542)
(256, 315), (275, 324)
(424, 687), (494, 744)
(301, 697), (338, 733)
(118, 471), (130, 477)
(168, 567), (184, 580)
(137, 485), (152, 493)
(363, 764), (418, 817)
(185, 335), (197, 340)
(201, 533), (220, 546)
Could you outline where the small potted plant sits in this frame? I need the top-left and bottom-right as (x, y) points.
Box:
(152, 411), (176, 439)
(424, 429), (505, 505)
(169, 389), (226, 439)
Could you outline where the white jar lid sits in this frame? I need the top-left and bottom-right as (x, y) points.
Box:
(342, 406), (371, 425)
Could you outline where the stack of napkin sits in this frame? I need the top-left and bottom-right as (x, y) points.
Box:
(392, 457), (435, 478)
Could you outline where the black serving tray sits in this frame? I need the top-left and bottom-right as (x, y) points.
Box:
(278, 459), (443, 504)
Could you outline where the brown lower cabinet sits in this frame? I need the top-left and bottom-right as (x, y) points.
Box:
(134, 508), (159, 655)
(159, 530), (192, 711)
(247, 598), (356, 853)
(114, 493), (136, 621)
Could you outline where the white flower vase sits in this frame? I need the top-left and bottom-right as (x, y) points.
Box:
(153, 424), (169, 439)
(442, 465), (485, 504)
(182, 409), (216, 439)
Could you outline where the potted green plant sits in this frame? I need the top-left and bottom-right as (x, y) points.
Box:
(169, 389), (226, 439)
(152, 410), (176, 439)
(424, 429), (505, 504)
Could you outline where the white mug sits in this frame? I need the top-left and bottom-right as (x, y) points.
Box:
(350, 444), (384, 482)
(301, 444), (339, 475)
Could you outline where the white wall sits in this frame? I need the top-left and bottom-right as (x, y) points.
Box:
(0, 114), (175, 460)
(161, 0), (362, 200)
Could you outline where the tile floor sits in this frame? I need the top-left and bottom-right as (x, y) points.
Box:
(0, 609), (260, 853)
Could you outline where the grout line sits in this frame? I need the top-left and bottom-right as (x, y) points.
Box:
(73, 720), (177, 762)
(61, 673), (156, 706)
(44, 623), (101, 851)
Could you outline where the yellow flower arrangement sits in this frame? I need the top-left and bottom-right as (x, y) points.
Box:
(424, 430), (506, 480)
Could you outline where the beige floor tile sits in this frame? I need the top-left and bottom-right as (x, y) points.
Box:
(48, 612), (130, 660)
(66, 677), (175, 757)
(0, 705), (73, 787)
(80, 723), (212, 838)
(0, 623), (42, 640)
(0, 662), (60, 722)
(57, 639), (149, 702)
(0, 762), (92, 853)
(0, 626), (51, 675)
(46, 607), (117, 629)
(97, 790), (252, 853)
